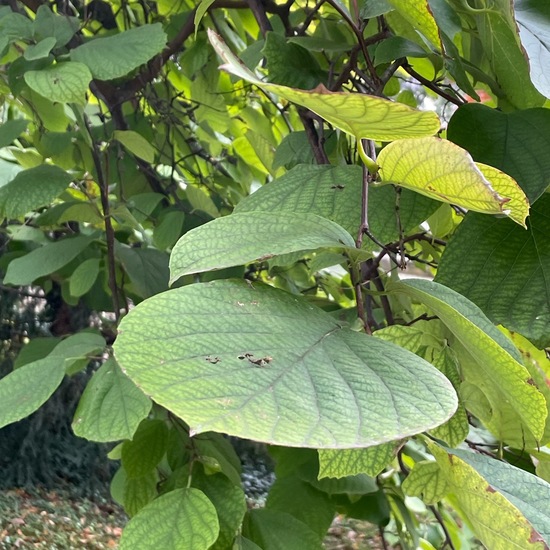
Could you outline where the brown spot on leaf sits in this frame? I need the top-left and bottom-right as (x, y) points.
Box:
(527, 378), (537, 386)
(485, 485), (496, 493)
(529, 529), (547, 546)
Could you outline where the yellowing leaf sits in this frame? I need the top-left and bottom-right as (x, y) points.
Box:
(208, 30), (440, 142)
(475, 162), (529, 227)
(377, 137), (528, 226)
(387, 0), (441, 50)
(318, 443), (398, 479)
(391, 279), (547, 446)
(420, 442), (548, 549)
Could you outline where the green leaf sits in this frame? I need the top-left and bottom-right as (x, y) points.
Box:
(0, 164), (73, 219)
(318, 443), (398, 479)
(194, 433), (242, 486)
(447, 104), (550, 203)
(451, 448), (550, 546)
(24, 37), (56, 61)
(153, 211), (185, 250)
(208, 30), (441, 142)
(115, 244), (170, 299)
(387, 0), (441, 49)
(436, 196), (550, 349)
(119, 488), (219, 550)
(194, 0), (216, 34)
(121, 419), (169, 479)
(0, 357), (65, 429)
(69, 258), (101, 297)
(24, 62), (92, 104)
(114, 280), (458, 448)
(121, 469), (159, 517)
(402, 460), (449, 504)
(114, 130), (156, 163)
(33, 5), (79, 48)
(474, 1), (544, 108)
(186, 184), (220, 218)
(0, 12), (33, 42)
(243, 509), (323, 550)
(390, 279), (547, 445)
(374, 325), (469, 447)
(50, 332), (105, 365)
(14, 337), (60, 369)
(169, 212), (356, 283)
(267, 476), (335, 536)
(71, 24), (167, 80)
(513, 0), (550, 99)
(73, 358), (151, 443)
(192, 470), (247, 550)
(263, 32), (325, 89)
(234, 536), (262, 550)
(374, 36), (429, 64)
(235, 165), (438, 245)
(4, 235), (93, 285)
(0, 119), (28, 148)
(377, 137), (529, 227)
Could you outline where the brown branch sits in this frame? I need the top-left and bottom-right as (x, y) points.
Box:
(403, 63), (464, 106)
(299, 110), (329, 164)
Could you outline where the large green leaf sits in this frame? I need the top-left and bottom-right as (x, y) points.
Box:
(208, 30), (440, 142)
(0, 357), (65, 429)
(390, 279), (547, 445)
(169, 212), (357, 284)
(72, 359), (151, 443)
(4, 235), (93, 285)
(71, 24), (167, 80)
(448, 104), (550, 203)
(119, 488), (219, 550)
(515, 0), (550, 99)
(24, 62), (92, 104)
(377, 137), (529, 226)
(114, 280), (458, 448)
(318, 443), (398, 479)
(436, 194), (550, 349)
(474, 0), (544, 108)
(451, 449), (550, 546)
(405, 442), (548, 549)
(236, 165), (438, 245)
(0, 164), (73, 219)
(243, 509), (323, 550)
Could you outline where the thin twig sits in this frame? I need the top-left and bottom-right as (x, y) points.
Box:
(379, 525), (389, 550)
(403, 64), (464, 106)
(83, 115), (121, 322)
(429, 505), (456, 550)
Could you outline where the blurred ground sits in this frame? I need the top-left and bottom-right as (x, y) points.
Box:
(0, 487), (388, 549)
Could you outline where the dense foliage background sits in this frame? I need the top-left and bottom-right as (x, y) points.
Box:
(1, 0), (550, 548)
